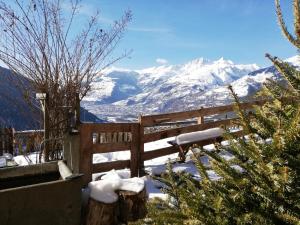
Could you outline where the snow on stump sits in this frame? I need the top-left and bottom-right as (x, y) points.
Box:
(86, 171), (147, 225)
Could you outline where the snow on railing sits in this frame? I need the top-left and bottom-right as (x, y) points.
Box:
(78, 100), (265, 185)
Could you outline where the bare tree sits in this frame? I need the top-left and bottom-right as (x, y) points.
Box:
(0, 0), (131, 161)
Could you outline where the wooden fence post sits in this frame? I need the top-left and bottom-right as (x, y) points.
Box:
(130, 123), (140, 177)
(138, 115), (145, 176)
(79, 124), (93, 186)
(6, 128), (14, 155)
(75, 93), (80, 128)
(0, 127), (14, 156)
(44, 93), (50, 161)
(197, 107), (204, 125)
(0, 128), (3, 156)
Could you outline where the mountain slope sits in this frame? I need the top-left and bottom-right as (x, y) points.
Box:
(82, 57), (259, 121)
(0, 67), (40, 130)
(204, 55), (300, 102)
(0, 66), (103, 130)
(82, 56), (300, 122)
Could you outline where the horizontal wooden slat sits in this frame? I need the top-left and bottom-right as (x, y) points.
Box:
(140, 100), (265, 126)
(228, 130), (244, 138)
(142, 130), (245, 161)
(92, 160), (130, 173)
(156, 120), (197, 126)
(81, 123), (138, 133)
(142, 146), (178, 161)
(143, 118), (238, 143)
(142, 138), (221, 161)
(93, 143), (131, 153)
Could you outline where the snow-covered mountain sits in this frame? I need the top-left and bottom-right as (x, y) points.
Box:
(203, 55), (300, 102)
(82, 55), (300, 122)
(82, 57), (260, 121)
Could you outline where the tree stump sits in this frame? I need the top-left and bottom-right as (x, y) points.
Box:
(85, 187), (147, 225)
(119, 187), (147, 223)
(86, 198), (119, 225)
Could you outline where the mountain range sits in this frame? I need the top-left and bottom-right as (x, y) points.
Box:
(82, 56), (300, 122)
(1, 55), (299, 128)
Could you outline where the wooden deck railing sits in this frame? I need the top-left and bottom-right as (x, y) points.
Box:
(137, 101), (259, 164)
(14, 130), (44, 155)
(0, 127), (14, 156)
(79, 123), (140, 184)
(78, 100), (268, 185)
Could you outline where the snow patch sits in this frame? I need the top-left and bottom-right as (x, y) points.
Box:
(13, 152), (43, 166)
(89, 178), (122, 203)
(175, 127), (224, 145)
(88, 170), (145, 203)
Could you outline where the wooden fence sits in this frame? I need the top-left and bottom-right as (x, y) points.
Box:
(79, 123), (140, 184)
(14, 130), (44, 155)
(138, 100), (265, 164)
(0, 128), (14, 156)
(78, 100), (266, 185)
(0, 129), (43, 157)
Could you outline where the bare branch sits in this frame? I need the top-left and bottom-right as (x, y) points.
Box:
(0, 0), (131, 160)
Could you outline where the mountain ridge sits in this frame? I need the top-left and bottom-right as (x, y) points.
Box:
(82, 56), (300, 122)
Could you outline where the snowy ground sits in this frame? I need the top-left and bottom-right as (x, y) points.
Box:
(91, 137), (235, 200)
(10, 136), (235, 200)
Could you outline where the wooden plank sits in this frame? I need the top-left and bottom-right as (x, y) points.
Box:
(156, 120), (197, 126)
(180, 137), (223, 148)
(143, 118), (237, 143)
(138, 116), (145, 175)
(0, 128), (2, 155)
(140, 100), (265, 126)
(142, 130), (245, 161)
(0, 128), (14, 155)
(142, 146), (179, 161)
(92, 160), (131, 173)
(79, 124), (93, 186)
(141, 108), (204, 127)
(44, 94), (50, 161)
(92, 143), (131, 153)
(228, 130), (244, 137)
(130, 123), (140, 177)
(142, 138), (222, 161)
(197, 107), (204, 124)
(81, 123), (136, 132)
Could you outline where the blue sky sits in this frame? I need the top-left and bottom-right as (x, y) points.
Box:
(9, 0), (296, 70)
(78, 0), (294, 69)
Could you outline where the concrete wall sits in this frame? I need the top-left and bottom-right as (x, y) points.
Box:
(0, 163), (82, 225)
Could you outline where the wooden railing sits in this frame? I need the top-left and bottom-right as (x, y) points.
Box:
(14, 130), (44, 155)
(78, 100), (267, 185)
(79, 123), (140, 184)
(137, 101), (260, 164)
(0, 127), (14, 156)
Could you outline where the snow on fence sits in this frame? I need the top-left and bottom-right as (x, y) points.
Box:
(78, 100), (266, 185)
(138, 100), (266, 163)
